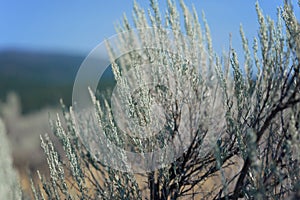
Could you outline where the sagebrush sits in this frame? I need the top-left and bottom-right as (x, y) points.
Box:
(23, 0), (300, 199)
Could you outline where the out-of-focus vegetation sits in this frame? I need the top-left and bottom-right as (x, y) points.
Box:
(0, 118), (22, 200)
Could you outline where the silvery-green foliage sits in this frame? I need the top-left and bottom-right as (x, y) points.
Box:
(0, 118), (22, 200)
(31, 0), (300, 199)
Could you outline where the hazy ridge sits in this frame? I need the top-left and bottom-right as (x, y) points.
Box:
(0, 49), (115, 114)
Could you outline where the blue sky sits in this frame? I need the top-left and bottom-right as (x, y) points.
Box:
(1, 0), (299, 57)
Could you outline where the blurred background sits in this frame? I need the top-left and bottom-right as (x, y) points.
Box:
(0, 0), (299, 196)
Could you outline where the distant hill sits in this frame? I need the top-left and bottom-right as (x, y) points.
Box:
(0, 49), (115, 114)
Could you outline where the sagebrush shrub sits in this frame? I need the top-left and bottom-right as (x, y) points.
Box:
(28, 0), (300, 199)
